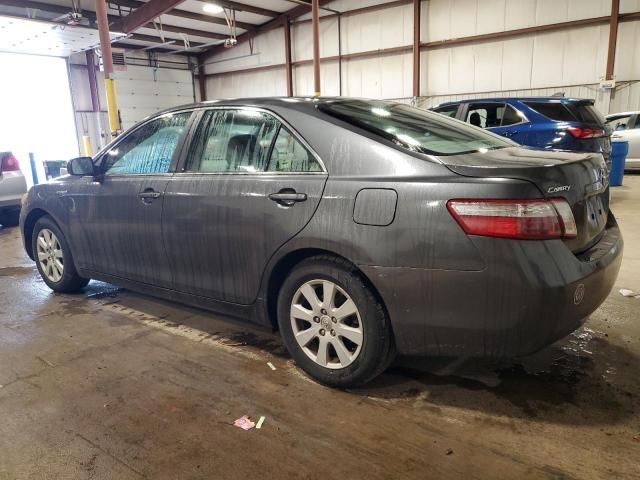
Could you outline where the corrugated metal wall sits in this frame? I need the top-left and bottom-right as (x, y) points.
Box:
(204, 0), (640, 115)
(68, 52), (194, 154)
(112, 65), (194, 131)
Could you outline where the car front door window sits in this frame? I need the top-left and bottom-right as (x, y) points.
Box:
(103, 112), (191, 175)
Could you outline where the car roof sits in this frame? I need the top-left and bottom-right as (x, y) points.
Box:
(434, 97), (592, 107)
(152, 96), (368, 117)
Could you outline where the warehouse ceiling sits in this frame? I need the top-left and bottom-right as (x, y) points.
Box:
(0, 0), (315, 55)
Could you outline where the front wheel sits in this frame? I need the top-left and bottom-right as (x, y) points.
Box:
(32, 216), (89, 293)
(277, 256), (395, 388)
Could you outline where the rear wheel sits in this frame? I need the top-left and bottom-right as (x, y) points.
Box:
(32, 216), (89, 293)
(277, 256), (395, 387)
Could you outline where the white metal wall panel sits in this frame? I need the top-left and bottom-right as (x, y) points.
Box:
(422, 24), (608, 96)
(610, 82), (640, 112)
(206, 68), (286, 99)
(201, 0), (639, 114)
(297, 0), (402, 21)
(341, 53), (412, 98)
(112, 65), (194, 130)
(474, 42), (503, 92)
(501, 36), (534, 90)
(294, 62), (341, 96)
(477, 0), (507, 35)
(614, 21), (640, 81)
(621, 0), (640, 13)
(293, 16), (340, 61)
(339, 2), (412, 55)
(504, 0), (537, 30)
(204, 27), (285, 75)
(425, 0), (611, 42)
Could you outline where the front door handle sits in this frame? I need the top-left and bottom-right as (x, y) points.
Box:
(139, 189), (162, 204)
(269, 189), (307, 207)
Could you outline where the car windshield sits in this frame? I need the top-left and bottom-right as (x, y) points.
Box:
(318, 99), (513, 155)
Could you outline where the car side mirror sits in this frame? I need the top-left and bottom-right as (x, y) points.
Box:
(615, 124), (626, 131)
(67, 156), (95, 176)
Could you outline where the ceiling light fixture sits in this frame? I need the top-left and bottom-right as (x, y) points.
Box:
(203, 3), (224, 14)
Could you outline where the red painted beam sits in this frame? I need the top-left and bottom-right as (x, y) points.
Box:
(110, 0), (187, 33)
(412, 0), (420, 97)
(606, 0), (620, 80)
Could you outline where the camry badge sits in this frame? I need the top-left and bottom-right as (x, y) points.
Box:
(547, 185), (571, 193)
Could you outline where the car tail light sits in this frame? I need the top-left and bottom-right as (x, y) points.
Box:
(567, 127), (605, 139)
(1, 154), (20, 172)
(446, 198), (577, 240)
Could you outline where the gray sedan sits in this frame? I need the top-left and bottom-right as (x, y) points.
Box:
(20, 98), (622, 387)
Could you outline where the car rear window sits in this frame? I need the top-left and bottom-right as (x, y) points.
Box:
(318, 100), (513, 156)
(524, 101), (605, 125)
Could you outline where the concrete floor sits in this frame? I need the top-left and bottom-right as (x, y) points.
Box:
(1, 178), (639, 480)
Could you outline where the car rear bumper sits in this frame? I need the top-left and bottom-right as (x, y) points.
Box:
(624, 157), (640, 170)
(0, 173), (27, 209)
(360, 215), (623, 357)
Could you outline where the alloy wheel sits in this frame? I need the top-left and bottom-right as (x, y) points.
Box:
(37, 229), (64, 283)
(290, 279), (364, 369)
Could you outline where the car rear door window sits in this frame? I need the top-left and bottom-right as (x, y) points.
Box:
(266, 127), (322, 173)
(103, 112), (191, 175)
(186, 109), (279, 173)
(524, 102), (575, 122)
(524, 101), (605, 125)
(433, 104), (459, 118)
(466, 103), (522, 128)
(500, 105), (524, 126)
(566, 103), (605, 125)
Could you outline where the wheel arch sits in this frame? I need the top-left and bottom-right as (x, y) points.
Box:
(264, 248), (392, 337)
(22, 208), (52, 260)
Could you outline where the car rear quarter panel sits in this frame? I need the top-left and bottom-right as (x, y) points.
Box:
(259, 109), (552, 353)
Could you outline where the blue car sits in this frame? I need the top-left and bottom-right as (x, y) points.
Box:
(431, 97), (611, 162)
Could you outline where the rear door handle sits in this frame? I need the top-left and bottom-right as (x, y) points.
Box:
(269, 190), (307, 206)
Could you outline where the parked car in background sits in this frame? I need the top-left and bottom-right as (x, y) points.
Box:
(20, 98), (622, 387)
(0, 151), (27, 227)
(431, 97), (612, 164)
(606, 111), (640, 170)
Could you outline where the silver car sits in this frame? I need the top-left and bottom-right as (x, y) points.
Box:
(606, 112), (640, 170)
(0, 152), (27, 227)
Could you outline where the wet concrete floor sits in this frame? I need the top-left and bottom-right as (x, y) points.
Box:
(0, 177), (639, 479)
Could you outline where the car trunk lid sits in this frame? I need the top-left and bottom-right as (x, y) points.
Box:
(440, 146), (609, 253)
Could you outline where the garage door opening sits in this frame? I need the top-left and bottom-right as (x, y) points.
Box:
(0, 52), (78, 186)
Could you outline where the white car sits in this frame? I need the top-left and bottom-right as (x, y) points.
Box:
(606, 112), (640, 170)
(0, 152), (28, 226)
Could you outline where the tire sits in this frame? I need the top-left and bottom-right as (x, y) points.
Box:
(277, 255), (395, 388)
(32, 215), (89, 293)
(0, 208), (20, 227)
